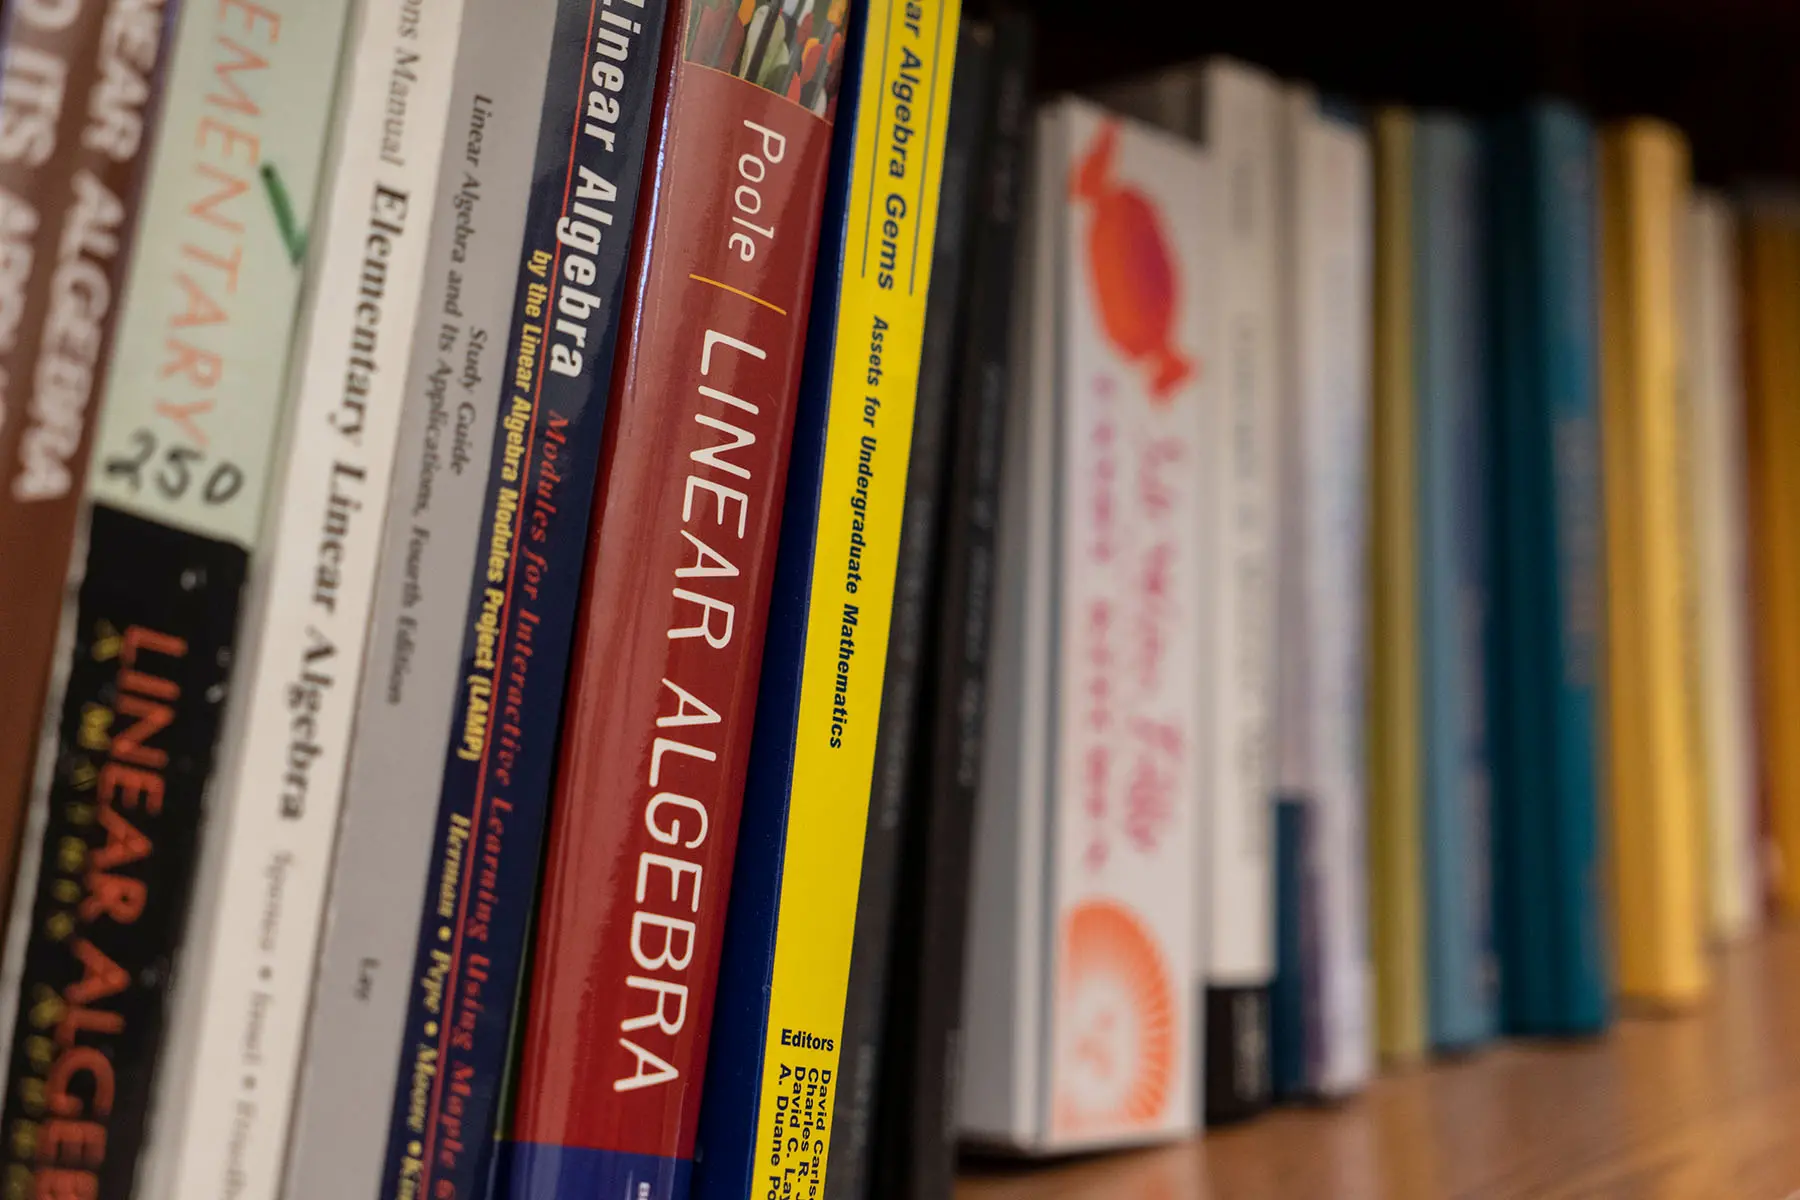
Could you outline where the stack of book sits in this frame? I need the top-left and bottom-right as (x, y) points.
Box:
(0, 8), (1787, 1200)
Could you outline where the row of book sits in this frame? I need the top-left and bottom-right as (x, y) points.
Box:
(0, 2), (1791, 1197)
(0, 0), (1036, 1198)
(954, 52), (1800, 1159)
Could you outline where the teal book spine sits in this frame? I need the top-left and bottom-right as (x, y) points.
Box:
(1486, 104), (1609, 1037)
(1413, 114), (1498, 1051)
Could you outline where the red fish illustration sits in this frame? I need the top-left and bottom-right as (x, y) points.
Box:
(1070, 121), (1193, 401)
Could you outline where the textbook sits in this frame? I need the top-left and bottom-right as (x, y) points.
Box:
(283, 0), (559, 1193)
(690, 0), (961, 1192)
(0, 0), (181, 917)
(370, 2), (670, 1197)
(1597, 120), (1707, 1006)
(0, 2), (355, 1195)
(1268, 87), (1374, 1096)
(1367, 107), (1427, 1064)
(498, 0), (850, 1194)
(1740, 201), (1800, 917)
(1486, 104), (1609, 1036)
(1686, 191), (1760, 940)
(134, 1), (478, 1194)
(958, 97), (1209, 1155)
(1413, 112), (1498, 1051)
(872, 16), (1033, 1200)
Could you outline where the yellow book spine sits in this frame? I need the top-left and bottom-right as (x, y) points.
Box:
(1598, 122), (1707, 1006)
(1368, 108), (1426, 1061)
(747, 1), (960, 1191)
(1742, 213), (1800, 912)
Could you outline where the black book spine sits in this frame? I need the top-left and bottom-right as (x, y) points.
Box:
(871, 17), (1031, 1200)
(823, 23), (994, 1200)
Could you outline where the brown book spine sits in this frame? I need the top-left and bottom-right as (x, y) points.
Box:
(0, 0), (181, 899)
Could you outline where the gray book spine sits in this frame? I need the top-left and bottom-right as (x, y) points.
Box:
(281, 0), (560, 1193)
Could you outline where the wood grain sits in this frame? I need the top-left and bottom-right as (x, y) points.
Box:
(958, 925), (1800, 1199)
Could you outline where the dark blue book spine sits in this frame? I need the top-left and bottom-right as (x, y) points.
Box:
(1488, 104), (1608, 1038)
(374, 5), (669, 1197)
(1271, 798), (1309, 1097)
(1414, 114), (1498, 1052)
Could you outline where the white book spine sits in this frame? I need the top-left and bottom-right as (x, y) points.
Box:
(141, 1), (472, 1196)
(959, 107), (1060, 1147)
(1198, 61), (1281, 995)
(1043, 98), (1207, 1150)
(1688, 192), (1760, 939)
(282, 0), (556, 1193)
(1303, 105), (1375, 1095)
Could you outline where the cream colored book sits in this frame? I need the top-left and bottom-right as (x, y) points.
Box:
(1686, 192), (1760, 940)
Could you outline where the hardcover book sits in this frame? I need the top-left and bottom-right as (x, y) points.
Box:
(871, 16), (1033, 1200)
(1485, 104), (1610, 1036)
(1268, 87), (1374, 1096)
(1597, 120), (1707, 1006)
(369, 1), (671, 1197)
(1367, 107), (1427, 1064)
(0, 2), (355, 1195)
(1686, 191), (1760, 940)
(282, 0), (559, 1194)
(0, 0), (182, 917)
(495, 0), (850, 1195)
(956, 97), (1209, 1154)
(689, 0), (962, 1192)
(133, 1), (481, 1195)
(1413, 112), (1498, 1051)
(1741, 201), (1800, 918)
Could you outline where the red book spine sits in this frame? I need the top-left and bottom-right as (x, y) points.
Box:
(505, 5), (848, 1194)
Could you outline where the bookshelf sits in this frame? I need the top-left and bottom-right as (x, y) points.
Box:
(957, 924), (1800, 1197)
(1029, 0), (1800, 183)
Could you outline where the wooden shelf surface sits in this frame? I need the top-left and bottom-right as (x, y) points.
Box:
(958, 924), (1800, 1199)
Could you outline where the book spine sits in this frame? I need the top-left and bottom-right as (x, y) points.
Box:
(371, 3), (671, 1197)
(826, 20), (987, 1199)
(1198, 59), (1280, 1123)
(0, 3), (354, 1195)
(1537, 112), (1607, 1032)
(1304, 107), (1373, 1095)
(1597, 124), (1707, 1004)
(683, 0), (960, 1190)
(1687, 192), (1760, 940)
(281, 0), (558, 1195)
(0, 0), (180, 914)
(1041, 99), (1208, 1150)
(1484, 111), (1545, 1036)
(490, 2), (845, 1194)
(872, 16), (1030, 1198)
(1414, 114), (1497, 1050)
(1368, 106), (1425, 1064)
(137, 1), (475, 1195)
(954, 105), (1058, 1147)
(1742, 211), (1800, 917)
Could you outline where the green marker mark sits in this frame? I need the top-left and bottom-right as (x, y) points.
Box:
(261, 163), (306, 265)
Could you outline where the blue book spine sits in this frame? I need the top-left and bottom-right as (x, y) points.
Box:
(1414, 115), (1498, 1052)
(1271, 798), (1308, 1098)
(690, 5), (871, 1195)
(1535, 108), (1609, 1034)
(1487, 106), (1609, 1038)
(373, 6), (669, 1197)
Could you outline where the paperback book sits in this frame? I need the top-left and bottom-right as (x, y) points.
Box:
(0, 3), (355, 1195)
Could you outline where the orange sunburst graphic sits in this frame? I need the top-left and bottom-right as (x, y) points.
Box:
(1052, 899), (1177, 1136)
